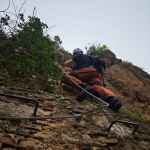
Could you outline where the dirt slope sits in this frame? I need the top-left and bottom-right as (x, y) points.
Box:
(0, 50), (150, 150)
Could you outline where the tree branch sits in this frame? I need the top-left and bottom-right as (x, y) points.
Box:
(0, 0), (10, 12)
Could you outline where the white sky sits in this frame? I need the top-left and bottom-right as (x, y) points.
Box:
(1, 0), (150, 74)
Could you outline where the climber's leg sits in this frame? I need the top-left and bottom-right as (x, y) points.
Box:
(62, 74), (86, 91)
(88, 76), (122, 110)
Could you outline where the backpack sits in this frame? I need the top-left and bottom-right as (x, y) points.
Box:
(88, 55), (106, 77)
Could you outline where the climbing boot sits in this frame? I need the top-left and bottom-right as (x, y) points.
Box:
(112, 101), (122, 110)
(105, 97), (122, 111)
(76, 85), (93, 102)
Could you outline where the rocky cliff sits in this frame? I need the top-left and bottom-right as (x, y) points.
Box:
(0, 50), (150, 150)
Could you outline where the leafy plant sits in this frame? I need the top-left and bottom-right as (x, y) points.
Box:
(54, 36), (62, 44)
(85, 42), (107, 56)
(122, 60), (133, 65)
(65, 50), (71, 54)
(123, 109), (150, 123)
(0, 11), (62, 92)
(6, 76), (15, 87)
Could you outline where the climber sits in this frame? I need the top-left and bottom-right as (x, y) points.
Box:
(62, 48), (122, 111)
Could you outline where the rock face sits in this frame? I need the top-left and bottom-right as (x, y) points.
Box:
(100, 49), (122, 67)
(0, 50), (150, 150)
(101, 50), (150, 118)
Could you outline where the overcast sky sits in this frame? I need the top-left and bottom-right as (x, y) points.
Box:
(1, 0), (150, 74)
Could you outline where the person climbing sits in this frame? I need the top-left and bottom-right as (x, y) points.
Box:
(62, 48), (122, 111)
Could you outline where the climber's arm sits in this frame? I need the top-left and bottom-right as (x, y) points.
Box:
(63, 59), (75, 67)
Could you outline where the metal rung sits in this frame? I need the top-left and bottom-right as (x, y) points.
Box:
(0, 93), (39, 116)
(108, 120), (139, 134)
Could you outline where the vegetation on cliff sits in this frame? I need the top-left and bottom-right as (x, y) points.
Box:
(0, 8), (63, 92)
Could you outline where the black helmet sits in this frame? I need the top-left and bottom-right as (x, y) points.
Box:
(73, 48), (83, 56)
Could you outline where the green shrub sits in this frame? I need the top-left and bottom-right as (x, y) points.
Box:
(0, 13), (62, 92)
(85, 42), (107, 56)
(122, 60), (133, 65)
(123, 109), (150, 123)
